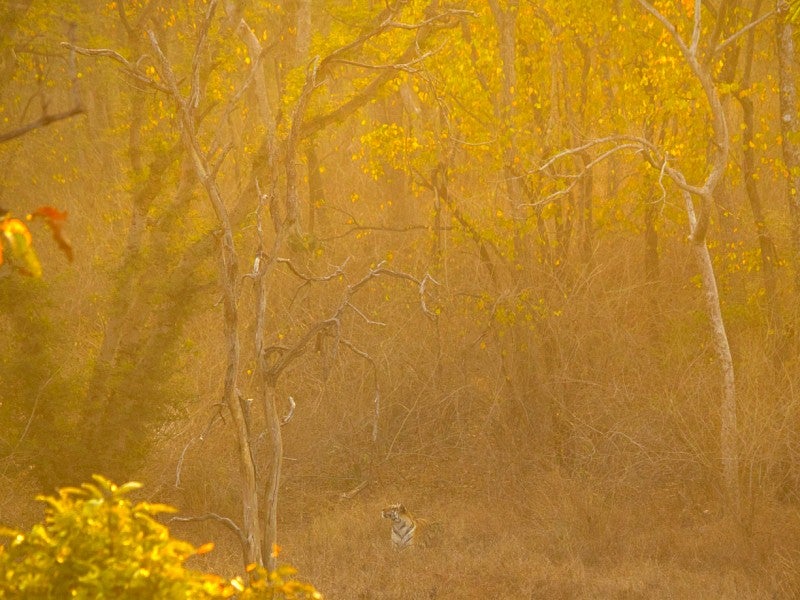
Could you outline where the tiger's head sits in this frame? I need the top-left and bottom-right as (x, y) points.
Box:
(381, 503), (408, 521)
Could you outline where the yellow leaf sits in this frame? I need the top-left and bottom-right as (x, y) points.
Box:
(1, 218), (41, 277)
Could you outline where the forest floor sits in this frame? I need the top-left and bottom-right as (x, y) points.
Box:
(3, 444), (799, 598)
(172, 452), (800, 600)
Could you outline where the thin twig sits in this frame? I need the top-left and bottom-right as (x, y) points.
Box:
(175, 408), (224, 488)
(276, 257), (350, 282)
(16, 369), (60, 449)
(280, 396), (296, 425)
(328, 50), (435, 73)
(339, 339), (381, 442)
(0, 106), (83, 144)
(170, 513), (246, 547)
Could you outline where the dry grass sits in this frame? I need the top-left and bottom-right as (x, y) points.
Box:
(143, 361), (800, 600)
(5, 366), (800, 599)
(169, 456), (800, 600)
(6, 236), (800, 599)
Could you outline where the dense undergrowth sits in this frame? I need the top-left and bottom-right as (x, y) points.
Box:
(0, 476), (320, 599)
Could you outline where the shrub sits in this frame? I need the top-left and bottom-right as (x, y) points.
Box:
(0, 476), (320, 599)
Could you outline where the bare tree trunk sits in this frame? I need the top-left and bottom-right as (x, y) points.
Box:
(776, 0), (800, 291)
(77, 0), (460, 574)
(489, 0), (526, 269)
(260, 384), (283, 570)
(686, 201), (740, 513)
(148, 11), (264, 565)
(294, 0), (312, 59)
(738, 0), (780, 347)
(638, 0), (741, 514)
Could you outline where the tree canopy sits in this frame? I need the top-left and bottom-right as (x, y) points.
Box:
(3, 0), (800, 596)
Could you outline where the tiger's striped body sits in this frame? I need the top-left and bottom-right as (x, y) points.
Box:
(381, 503), (417, 550)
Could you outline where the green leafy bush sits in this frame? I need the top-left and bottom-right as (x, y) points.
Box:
(0, 476), (321, 599)
(232, 563), (322, 599)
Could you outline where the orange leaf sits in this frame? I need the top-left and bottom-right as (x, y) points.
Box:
(28, 205), (73, 262)
(195, 542), (215, 555)
(30, 206), (67, 223)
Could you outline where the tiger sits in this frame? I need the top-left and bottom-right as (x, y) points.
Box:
(381, 503), (418, 550)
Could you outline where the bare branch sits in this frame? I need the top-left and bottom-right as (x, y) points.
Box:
(636, 1), (692, 58)
(204, 23), (267, 159)
(316, 5), (406, 68)
(276, 256), (350, 283)
(713, 9), (776, 56)
(62, 42), (168, 92)
(384, 10), (475, 30)
(318, 208), (438, 241)
(300, 5), (467, 139)
(280, 396), (296, 426)
(690, 0), (702, 54)
(174, 438), (195, 489)
(637, 0), (729, 241)
(419, 273), (440, 320)
(175, 408), (224, 488)
(189, 0), (218, 109)
(15, 369), (60, 449)
(266, 318), (340, 381)
(531, 134), (706, 200)
(523, 142), (643, 208)
(266, 262), (437, 380)
(655, 158), (669, 207)
(61, 43), (131, 68)
(209, 144), (233, 180)
(345, 300), (385, 326)
(170, 513), (246, 547)
(0, 106), (83, 144)
(338, 339), (381, 442)
(326, 51), (435, 73)
(235, 19), (275, 143)
(533, 135), (646, 172)
(0, 35), (84, 144)
(318, 6), (469, 72)
(285, 57), (321, 228)
(372, 388), (381, 442)
(146, 32), (186, 109)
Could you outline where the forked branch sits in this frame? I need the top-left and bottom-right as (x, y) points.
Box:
(1, 31), (85, 144)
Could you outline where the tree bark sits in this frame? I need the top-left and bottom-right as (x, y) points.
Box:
(260, 383), (283, 571)
(638, 0), (740, 514)
(738, 0), (780, 342)
(776, 0), (800, 291)
(148, 14), (264, 566)
(685, 193), (739, 513)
